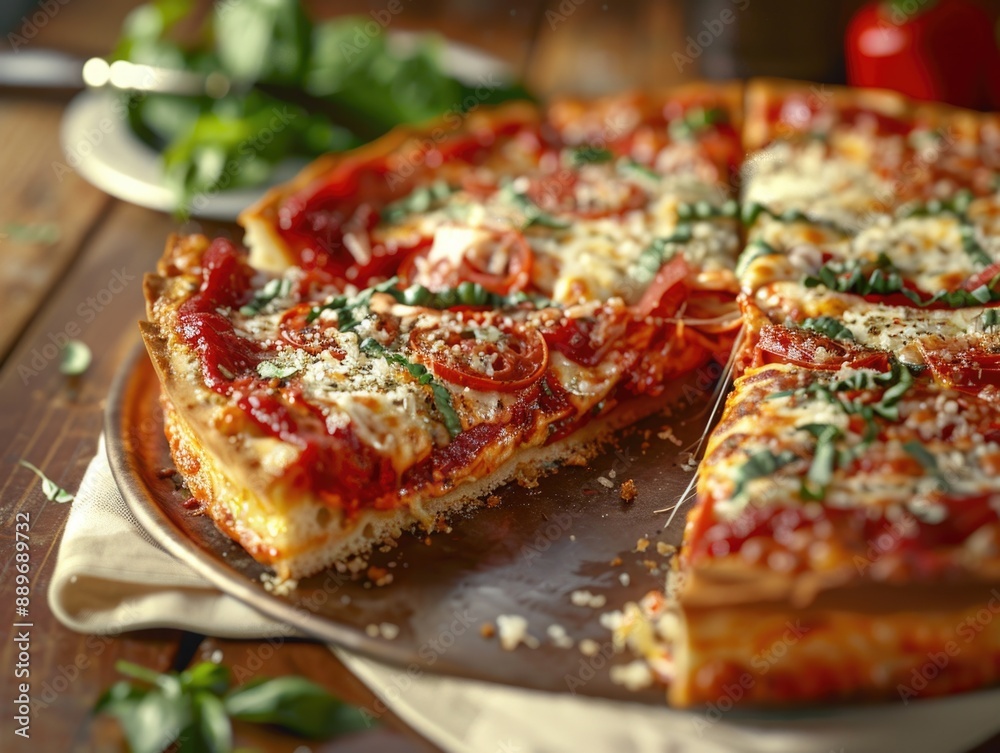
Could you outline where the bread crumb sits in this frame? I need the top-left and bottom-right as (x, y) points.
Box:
(619, 479), (637, 502)
(610, 556), (623, 566)
(597, 476), (614, 489)
(579, 638), (600, 657)
(610, 660), (654, 691)
(656, 541), (677, 556)
(547, 624), (574, 649)
(643, 559), (658, 571)
(480, 622), (496, 638)
(571, 589), (607, 609)
(496, 614), (539, 650)
(366, 565), (394, 587)
(565, 451), (589, 466)
(486, 494), (501, 507)
(635, 537), (650, 553)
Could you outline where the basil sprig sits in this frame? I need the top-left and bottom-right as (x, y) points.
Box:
(19, 460), (74, 503)
(94, 660), (370, 753)
(359, 338), (462, 438)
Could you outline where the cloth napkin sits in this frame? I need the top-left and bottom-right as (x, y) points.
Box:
(49, 437), (1000, 753)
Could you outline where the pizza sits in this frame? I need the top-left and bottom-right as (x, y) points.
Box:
(141, 85), (744, 580)
(139, 78), (1000, 707)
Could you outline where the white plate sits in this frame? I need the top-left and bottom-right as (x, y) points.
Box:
(60, 34), (513, 221)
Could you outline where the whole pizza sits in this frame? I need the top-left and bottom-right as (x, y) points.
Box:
(140, 79), (1000, 707)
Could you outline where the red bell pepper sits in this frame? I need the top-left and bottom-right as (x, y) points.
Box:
(846, 0), (1000, 110)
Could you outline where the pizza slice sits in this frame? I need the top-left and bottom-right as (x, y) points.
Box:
(668, 359), (1000, 706)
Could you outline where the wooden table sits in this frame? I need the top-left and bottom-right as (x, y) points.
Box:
(2, 1), (999, 751)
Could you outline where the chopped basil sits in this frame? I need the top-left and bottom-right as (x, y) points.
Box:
(898, 190), (993, 268)
(775, 361), (914, 500)
(676, 199), (738, 222)
(668, 106), (724, 141)
(734, 239), (779, 278)
(397, 281), (549, 311)
(628, 227), (692, 285)
(359, 338), (461, 437)
(19, 460), (73, 503)
(981, 308), (1000, 331)
(731, 449), (798, 503)
(60, 340), (92, 376)
(797, 423), (844, 500)
(740, 202), (853, 235)
(902, 441), (952, 492)
(257, 361), (299, 379)
(500, 185), (571, 230)
(804, 254), (1000, 308)
(307, 277), (401, 326)
(617, 159), (659, 182)
(799, 316), (855, 342)
(380, 181), (454, 226)
(567, 145), (613, 168)
(239, 278), (292, 316)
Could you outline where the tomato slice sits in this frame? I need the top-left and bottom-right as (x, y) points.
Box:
(278, 303), (345, 356)
(754, 324), (890, 372)
(399, 227), (533, 295)
(633, 254), (691, 319)
(409, 313), (548, 392)
(917, 341), (1000, 390)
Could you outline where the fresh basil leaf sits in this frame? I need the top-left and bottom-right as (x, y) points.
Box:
(214, 0), (311, 85)
(19, 460), (73, 503)
(501, 186), (570, 230)
(94, 680), (148, 716)
(799, 316), (855, 342)
(60, 340), (92, 376)
(194, 692), (232, 753)
(121, 684), (190, 753)
(180, 663), (231, 696)
(224, 676), (349, 739)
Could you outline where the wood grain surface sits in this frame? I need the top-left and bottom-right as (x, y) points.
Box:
(1, 1), (999, 751)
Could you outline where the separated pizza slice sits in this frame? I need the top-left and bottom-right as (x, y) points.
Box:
(669, 360), (1000, 706)
(141, 226), (737, 579)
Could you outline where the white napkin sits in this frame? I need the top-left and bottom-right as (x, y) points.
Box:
(49, 437), (1000, 753)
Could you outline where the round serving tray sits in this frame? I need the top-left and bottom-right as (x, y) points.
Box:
(106, 341), (717, 703)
